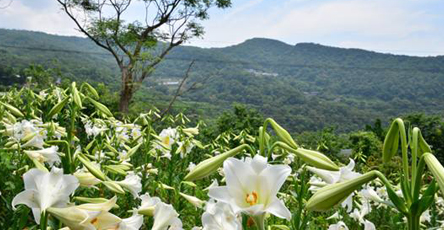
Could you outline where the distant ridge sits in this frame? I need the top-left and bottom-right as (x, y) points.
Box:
(1, 28), (444, 132)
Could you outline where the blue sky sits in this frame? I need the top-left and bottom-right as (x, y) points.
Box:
(1, 0), (444, 56)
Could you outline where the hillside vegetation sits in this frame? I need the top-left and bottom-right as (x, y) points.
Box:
(1, 28), (444, 132)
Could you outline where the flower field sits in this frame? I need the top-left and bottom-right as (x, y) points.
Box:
(1, 83), (444, 230)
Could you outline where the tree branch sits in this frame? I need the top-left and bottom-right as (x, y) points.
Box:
(57, 0), (123, 66)
(159, 60), (194, 117)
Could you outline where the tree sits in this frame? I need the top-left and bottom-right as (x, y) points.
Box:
(57, 0), (231, 113)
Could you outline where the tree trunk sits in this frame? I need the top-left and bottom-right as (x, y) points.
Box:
(119, 67), (133, 114)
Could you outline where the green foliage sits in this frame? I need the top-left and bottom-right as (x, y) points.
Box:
(349, 131), (382, 165)
(1, 30), (444, 131)
(216, 104), (264, 136)
(402, 113), (444, 163)
(297, 127), (349, 158)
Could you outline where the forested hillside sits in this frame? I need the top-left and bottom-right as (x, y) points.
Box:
(1, 28), (444, 132)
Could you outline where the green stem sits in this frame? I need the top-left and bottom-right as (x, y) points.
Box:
(267, 141), (282, 160)
(394, 119), (409, 183)
(411, 128), (420, 194)
(407, 214), (420, 230)
(259, 123), (268, 157)
(252, 213), (266, 230)
(40, 211), (48, 230)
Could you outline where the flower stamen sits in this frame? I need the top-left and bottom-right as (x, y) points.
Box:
(246, 191), (258, 206)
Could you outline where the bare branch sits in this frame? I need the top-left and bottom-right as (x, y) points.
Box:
(136, 40), (182, 85)
(57, 0), (123, 66)
(0, 0), (13, 9)
(159, 60), (195, 117)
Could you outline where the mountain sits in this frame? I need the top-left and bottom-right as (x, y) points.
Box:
(1, 29), (444, 132)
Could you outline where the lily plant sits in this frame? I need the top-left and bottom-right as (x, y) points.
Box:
(306, 118), (444, 230)
(185, 118), (340, 230)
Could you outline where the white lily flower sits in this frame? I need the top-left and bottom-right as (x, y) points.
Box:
(157, 128), (177, 149)
(116, 172), (142, 198)
(202, 200), (242, 230)
(308, 159), (361, 212)
(138, 193), (161, 216)
(209, 155), (292, 220)
(179, 192), (205, 209)
(47, 196), (121, 230)
(360, 186), (386, 204)
(363, 220), (376, 230)
(420, 209), (431, 223)
(341, 194), (354, 213)
(350, 202), (370, 223)
(168, 218), (183, 230)
(85, 122), (107, 137)
(326, 211), (342, 220)
(204, 179), (219, 191)
(12, 168), (79, 223)
(328, 221), (349, 230)
(24, 146), (60, 166)
(11, 120), (47, 149)
(119, 214), (144, 230)
(188, 162), (196, 172)
(74, 169), (101, 188)
(3, 122), (22, 137)
(39, 91), (48, 98)
(350, 200), (375, 230)
(176, 141), (194, 158)
(130, 126), (142, 139)
(308, 176), (327, 192)
(116, 126), (130, 142)
(283, 154), (294, 165)
(307, 159), (360, 184)
(151, 202), (182, 230)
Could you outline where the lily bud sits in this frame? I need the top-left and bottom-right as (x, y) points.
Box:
(293, 148), (339, 171)
(179, 192), (205, 209)
(21, 132), (37, 143)
(30, 158), (49, 172)
(74, 170), (101, 187)
(126, 143), (142, 159)
(88, 97), (113, 118)
(423, 153), (444, 195)
(306, 171), (378, 211)
(184, 144), (249, 181)
(47, 196), (120, 229)
(5, 111), (17, 123)
(102, 181), (125, 194)
(183, 127), (199, 136)
(159, 183), (175, 190)
(266, 118), (298, 149)
(73, 197), (119, 208)
(279, 143), (339, 171)
(138, 206), (155, 216)
(82, 82), (99, 99)
(181, 181), (197, 187)
(104, 165), (127, 176)
(47, 97), (70, 118)
(5, 141), (17, 148)
(0, 101), (24, 117)
(71, 82), (82, 108)
(77, 154), (106, 181)
(383, 118), (405, 163)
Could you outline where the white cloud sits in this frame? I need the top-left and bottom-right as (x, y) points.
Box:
(0, 0), (443, 56)
(189, 0), (443, 56)
(269, 0), (431, 38)
(0, 0), (81, 36)
(224, 0), (264, 18)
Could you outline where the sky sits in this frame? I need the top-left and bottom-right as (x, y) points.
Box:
(0, 0), (444, 56)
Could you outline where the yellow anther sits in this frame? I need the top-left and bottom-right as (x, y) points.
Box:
(246, 191), (258, 206)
